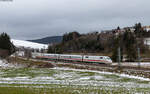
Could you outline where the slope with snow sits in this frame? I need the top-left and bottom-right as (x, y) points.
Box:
(11, 39), (48, 49)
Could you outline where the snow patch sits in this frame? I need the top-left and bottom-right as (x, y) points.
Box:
(119, 74), (150, 81)
(34, 77), (54, 80)
(11, 39), (48, 49)
(0, 67), (149, 88)
(54, 72), (78, 79)
(79, 77), (90, 80)
(51, 67), (150, 81)
(0, 59), (14, 68)
(79, 76), (103, 80)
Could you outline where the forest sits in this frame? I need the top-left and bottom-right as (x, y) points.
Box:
(48, 23), (150, 62)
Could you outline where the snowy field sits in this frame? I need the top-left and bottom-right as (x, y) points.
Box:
(0, 67), (150, 93)
(0, 60), (150, 93)
(0, 67), (149, 86)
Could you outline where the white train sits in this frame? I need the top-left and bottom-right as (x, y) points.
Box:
(32, 53), (112, 64)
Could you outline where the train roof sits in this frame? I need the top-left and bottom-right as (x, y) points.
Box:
(84, 55), (110, 57)
(60, 54), (82, 57)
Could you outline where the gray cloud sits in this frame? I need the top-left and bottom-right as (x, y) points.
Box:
(0, 0), (150, 40)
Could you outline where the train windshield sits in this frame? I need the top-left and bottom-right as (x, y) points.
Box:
(106, 57), (111, 60)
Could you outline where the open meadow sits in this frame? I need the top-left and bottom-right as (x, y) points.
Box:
(0, 66), (150, 94)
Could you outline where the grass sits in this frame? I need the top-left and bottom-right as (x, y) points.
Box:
(103, 74), (120, 79)
(0, 68), (56, 78)
(0, 85), (144, 94)
(77, 71), (96, 76)
(0, 84), (150, 94)
(0, 87), (35, 94)
(121, 78), (136, 82)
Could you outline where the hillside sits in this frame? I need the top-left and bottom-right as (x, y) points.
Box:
(28, 36), (63, 44)
(48, 24), (150, 62)
(47, 32), (112, 54)
(11, 39), (48, 49)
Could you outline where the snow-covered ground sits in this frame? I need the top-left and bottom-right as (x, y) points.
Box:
(52, 67), (150, 81)
(0, 59), (14, 68)
(0, 60), (149, 93)
(112, 62), (150, 68)
(0, 67), (149, 89)
(11, 39), (48, 49)
(0, 59), (26, 68)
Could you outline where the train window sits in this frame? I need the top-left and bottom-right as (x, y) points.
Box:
(63, 56), (69, 58)
(100, 57), (103, 59)
(73, 56), (81, 59)
(85, 56), (88, 58)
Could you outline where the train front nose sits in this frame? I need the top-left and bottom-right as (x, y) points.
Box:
(109, 59), (112, 62)
(107, 59), (112, 64)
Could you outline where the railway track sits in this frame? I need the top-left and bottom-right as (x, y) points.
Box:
(29, 58), (150, 71)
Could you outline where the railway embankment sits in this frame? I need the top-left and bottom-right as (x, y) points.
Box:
(6, 57), (54, 68)
(55, 62), (150, 79)
(6, 57), (150, 79)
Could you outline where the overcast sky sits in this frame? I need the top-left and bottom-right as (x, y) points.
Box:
(0, 0), (150, 40)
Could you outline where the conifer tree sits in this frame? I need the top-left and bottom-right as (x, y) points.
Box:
(0, 32), (15, 55)
(124, 31), (137, 61)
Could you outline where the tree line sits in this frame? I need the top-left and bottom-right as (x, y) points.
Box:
(48, 23), (149, 62)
